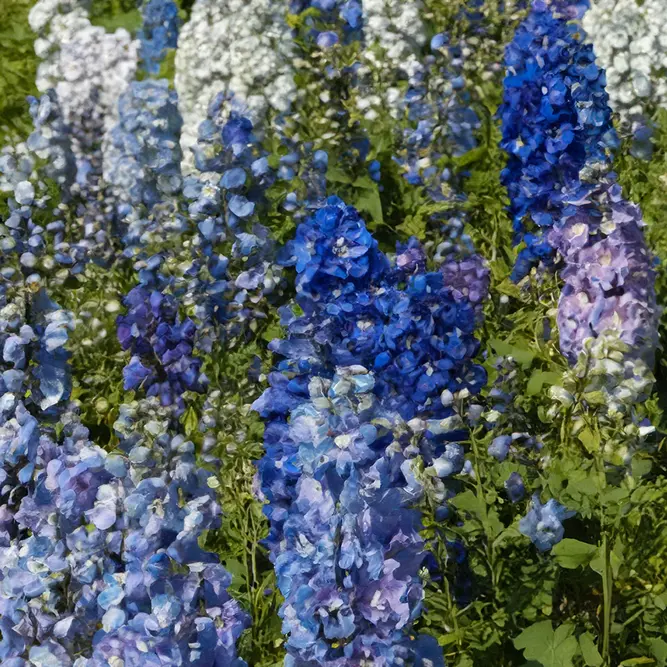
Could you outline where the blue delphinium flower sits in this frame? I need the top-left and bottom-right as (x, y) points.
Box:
(104, 79), (184, 235)
(138, 0), (180, 75)
(116, 286), (206, 413)
(394, 32), (481, 255)
(254, 198), (488, 554)
(488, 434), (512, 461)
(184, 97), (288, 344)
(253, 196), (489, 664)
(271, 366), (444, 666)
(505, 471), (526, 502)
(499, 0), (618, 280)
(519, 493), (575, 551)
(0, 403), (250, 664)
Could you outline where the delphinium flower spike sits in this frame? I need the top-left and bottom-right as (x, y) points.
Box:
(174, 0), (296, 168)
(582, 0), (667, 158)
(253, 196), (489, 664)
(138, 0), (180, 75)
(499, 0), (618, 280)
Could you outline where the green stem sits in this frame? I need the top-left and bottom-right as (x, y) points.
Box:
(595, 450), (612, 666)
(443, 571), (460, 637)
(469, 428), (499, 593)
(601, 530), (612, 665)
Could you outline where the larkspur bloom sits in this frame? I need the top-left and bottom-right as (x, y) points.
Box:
(254, 196), (487, 663)
(362, 0), (425, 74)
(104, 79), (183, 217)
(499, 0), (618, 280)
(270, 366), (445, 666)
(355, 0), (425, 119)
(138, 0), (180, 75)
(519, 493), (575, 551)
(29, 0), (138, 163)
(551, 173), (658, 367)
(174, 0), (296, 168)
(0, 398), (250, 664)
(0, 90), (118, 283)
(184, 99), (286, 341)
(394, 32), (481, 253)
(582, 0), (667, 155)
(116, 286), (207, 413)
(505, 471), (526, 502)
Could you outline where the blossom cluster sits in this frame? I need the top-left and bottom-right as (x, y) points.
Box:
(104, 78), (184, 220)
(184, 97), (286, 338)
(117, 286), (207, 412)
(359, 0), (426, 97)
(138, 0), (180, 75)
(273, 367), (444, 666)
(394, 32), (481, 252)
(551, 173), (658, 367)
(253, 196), (488, 661)
(582, 0), (667, 149)
(29, 0), (138, 157)
(174, 0), (296, 167)
(0, 391), (250, 665)
(499, 0), (618, 280)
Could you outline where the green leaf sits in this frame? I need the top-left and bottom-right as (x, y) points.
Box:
(589, 546), (605, 576)
(450, 490), (483, 517)
(578, 428), (599, 454)
(552, 539), (598, 569)
(91, 8), (142, 32)
(514, 622), (578, 667)
(454, 145), (488, 168)
(579, 633), (603, 667)
(396, 214), (427, 240)
(650, 638), (667, 666)
(352, 174), (377, 189)
(261, 321), (283, 343)
(180, 405), (199, 438)
(489, 338), (535, 367)
(619, 658), (655, 666)
(326, 166), (353, 184)
(526, 370), (562, 396)
(354, 188), (383, 226)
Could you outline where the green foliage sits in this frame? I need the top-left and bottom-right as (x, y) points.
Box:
(90, 0), (143, 32)
(514, 622), (579, 667)
(4, 0), (667, 663)
(0, 0), (38, 145)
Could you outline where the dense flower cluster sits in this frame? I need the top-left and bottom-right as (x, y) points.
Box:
(138, 0), (180, 75)
(174, 0), (296, 167)
(104, 79), (183, 217)
(583, 0), (667, 146)
(393, 32), (482, 253)
(117, 286), (207, 412)
(29, 0), (138, 154)
(185, 99), (286, 339)
(0, 289), (72, 524)
(499, 0), (618, 280)
(1, 0), (664, 662)
(551, 173), (658, 366)
(254, 196), (488, 662)
(274, 367), (444, 666)
(360, 0), (426, 85)
(0, 397), (250, 665)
